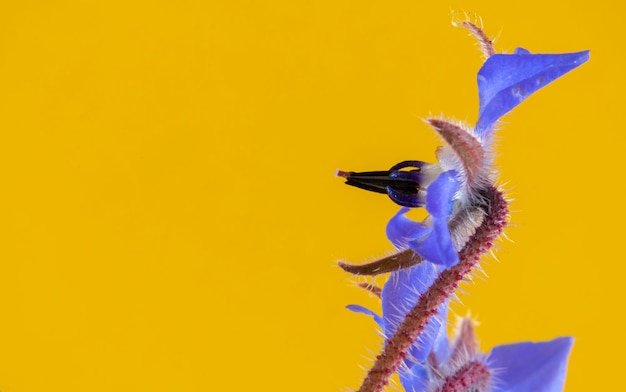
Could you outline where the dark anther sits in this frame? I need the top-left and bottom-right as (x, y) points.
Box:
(337, 161), (428, 208)
(388, 160), (427, 172)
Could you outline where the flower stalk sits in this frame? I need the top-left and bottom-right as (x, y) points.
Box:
(339, 20), (588, 392)
(356, 186), (508, 392)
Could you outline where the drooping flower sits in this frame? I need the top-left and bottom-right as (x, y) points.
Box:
(341, 22), (588, 392)
(350, 276), (574, 392)
(339, 32), (589, 268)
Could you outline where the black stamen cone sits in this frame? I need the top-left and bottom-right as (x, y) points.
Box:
(339, 170), (418, 194)
(337, 161), (428, 208)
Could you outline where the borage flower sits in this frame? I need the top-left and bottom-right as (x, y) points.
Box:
(339, 21), (589, 392)
(353, 211), (573, 391)
(350, 283), (574, 392)
(338, 25), (589, 272)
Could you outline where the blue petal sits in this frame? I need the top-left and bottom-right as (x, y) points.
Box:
(386, 208), (431, 249)
(413, 214), (458, 267)
(514, 48), (531, 55)
(409, 171), (460, 267)
(346, 304), (384, 328)
(399, 363), (429, 392)
(381, 262), (446, 368)
(430, 302), (451, 364)
(487, 337), (574, 392)
(424, 170), (458, 219)
(386, 171), (459, 266)
(475, 49), (589, 136)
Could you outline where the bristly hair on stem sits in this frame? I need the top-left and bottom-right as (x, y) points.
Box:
(339, 16), (589, 392)
(356, 186), (508, 392)
(451, 14), (496, 59)
(357, 282), (383, 299)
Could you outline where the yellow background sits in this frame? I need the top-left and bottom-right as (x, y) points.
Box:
(0, 1), (617, 391)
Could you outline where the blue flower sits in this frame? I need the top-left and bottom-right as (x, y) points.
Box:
(383, 48), (589, 268)
(342, 23), (588, 392)
(350, 274), (574, 392)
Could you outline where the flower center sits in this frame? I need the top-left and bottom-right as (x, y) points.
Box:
(338, 160), (441, 208)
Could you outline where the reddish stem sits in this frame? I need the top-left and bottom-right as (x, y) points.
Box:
(460, 21), (496, 58)
(427, 118), (485, 188)
(356, 187), (507, 392)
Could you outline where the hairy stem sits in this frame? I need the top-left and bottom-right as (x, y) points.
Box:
(356, 187), (507, 392)
(458, 21), (495, 59)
